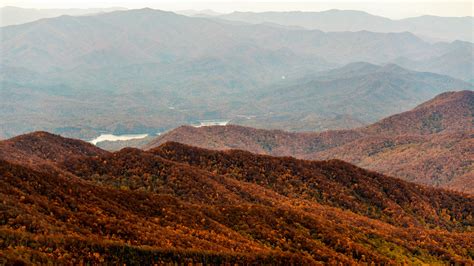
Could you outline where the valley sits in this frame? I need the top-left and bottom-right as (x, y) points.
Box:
(89, 133), (150, 145)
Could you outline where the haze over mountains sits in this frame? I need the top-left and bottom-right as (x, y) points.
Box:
(1, 8), (472, 139)
(219, 10), (474, 43)
(0, 6), (126, 26)
(238, 63), (472, 130)
(3, 6), (472, 44)
(147, 90), (474, 194)
(176, 9), (223, 17)
(6, 8), (469, 71)
(1, 130), (473, 264)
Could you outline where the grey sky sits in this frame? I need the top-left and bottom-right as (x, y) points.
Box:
(1, 1), (472, 19)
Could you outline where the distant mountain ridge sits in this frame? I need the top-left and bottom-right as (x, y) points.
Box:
(4, 9), (459, 71)
(234, 62), (472, 131)
(1, 8), (472, 139)
(146, 90), (474, 193)
(393, 40), (474, 80)
(219, 10), (474, 42)
(0, 6), (126, 26)
(176, 9), (223, 17)
(1, 60), (470, 139)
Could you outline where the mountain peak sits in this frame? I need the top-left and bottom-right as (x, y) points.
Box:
(415, 90), (473, 110)
(108, 7), (179, 18)
(379, 63), (412, 74)
(7, 131), (71, 143)
(0, 131), (108, 164)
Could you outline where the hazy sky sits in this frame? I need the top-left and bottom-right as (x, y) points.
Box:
(2, 0), (473, 19)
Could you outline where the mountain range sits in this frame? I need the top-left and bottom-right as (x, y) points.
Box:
(0, 6), (126, 26)
(1, 129), (473, 264)
(146, 90), (474, 194)
(176, 9), (224, 17)
(3, 7), (472, 43)
(219, 10), (474, 43)
(1, 8), (472, 139)
(235, 62), (472, 131)
(6, 8), (470, 73)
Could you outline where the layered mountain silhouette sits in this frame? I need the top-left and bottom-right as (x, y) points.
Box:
(1, 8), (472, 139)
(146, 90), (474, 194)
(3, 8), (466, 71)
(219, 10), (474, 42)
(1, 59), (470, 139)
(393, 40), (474, 81)
(239, 62), (472, 130)
(0, 6), (126, 26)
(3, 7), (472, 42)
(1, 130), (473, 264)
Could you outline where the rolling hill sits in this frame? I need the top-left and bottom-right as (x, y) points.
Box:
(146, 90), (474, 193)
(1, 131), (473, 264)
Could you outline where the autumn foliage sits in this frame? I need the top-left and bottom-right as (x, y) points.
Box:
(0, 131), (473, 264)
(146, 90), (474, 193)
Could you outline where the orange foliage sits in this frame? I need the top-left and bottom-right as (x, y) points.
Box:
(1, 131), (473, 264)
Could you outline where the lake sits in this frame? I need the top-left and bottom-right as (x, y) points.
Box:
(89, 133), (149, 145)
(193, 120), (230, 127)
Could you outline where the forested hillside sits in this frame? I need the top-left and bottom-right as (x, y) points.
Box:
(1, 132), (473, 264)
(147, 90), (474, 193)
